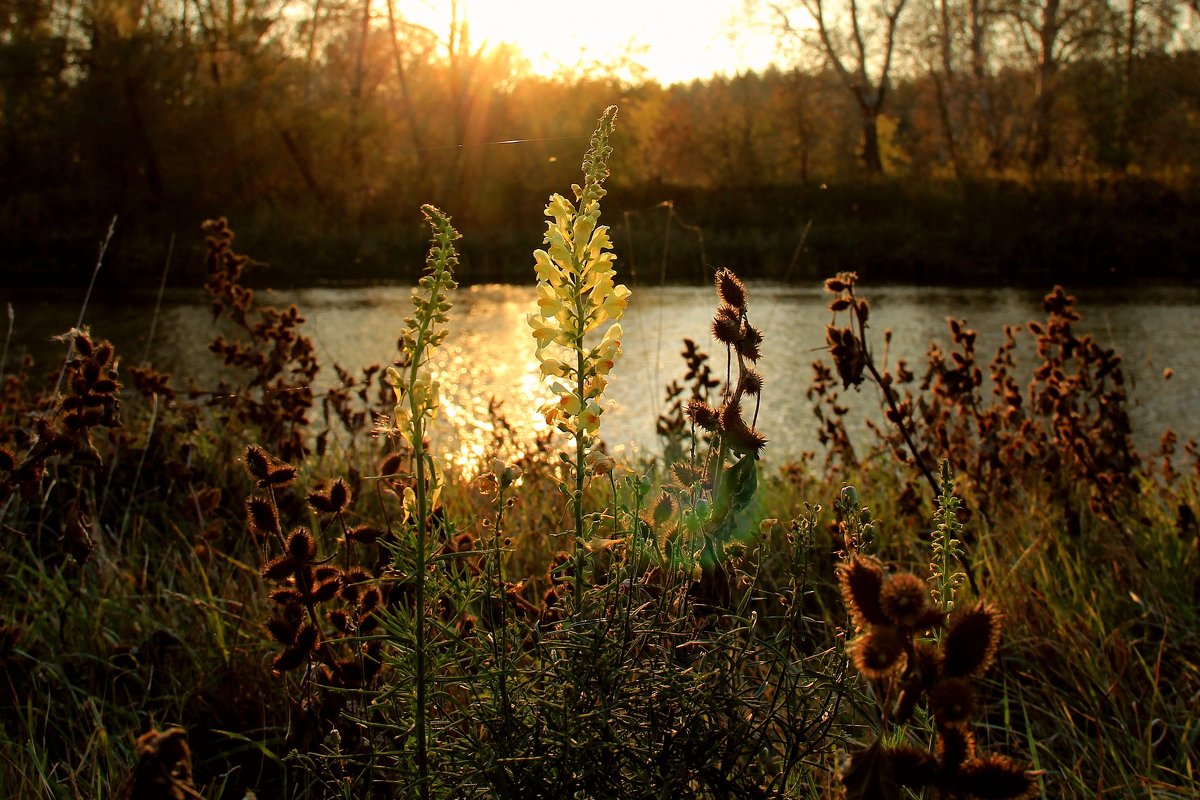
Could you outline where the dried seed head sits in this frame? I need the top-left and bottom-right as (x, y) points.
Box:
(328, 479), (350, 513)
(328, 609), (351, 632)
(262, 556), (296, 581)
(958, 755), (1037, 799)
(379, 452), (404, 477)
(714, 268), (747, 311)
(294, 623), (318, 653)
(266, 617), (298, 646)
(246, 497), (279, 537)
(711, 304), (743, 345)
(886, 745), (937, 788)
(269, 587), (303, 605)
(312, 579), (340, 604)
(911, 641), (944, 686)
(643, 491), (678, 532)
(244, 445), (272, 482)
(286, 529), (316, 562)
(671, 461), (703, 487)
(739, 369), (763, 396)
(265, 464), (298, 487)
(880, 572), (932, 629)
(346, 525), (385, 544)
(306, 489), (336, 514)
(928, 677), (976, 727)
(943, 602), (1003, 678)
(824, 275), (849, 293)
(850, 626), (907, 679)
(314, 565), (341, 582)
(737, 324), (763, 362)
(839, 556), (889, 629)
(686, 399), (720, 433)
(272, 643), (308, 673)
(938, 725), (976, 772)
(360, 587), (382, 613)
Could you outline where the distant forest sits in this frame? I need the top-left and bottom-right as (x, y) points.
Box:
(3, 0), (1199, 286)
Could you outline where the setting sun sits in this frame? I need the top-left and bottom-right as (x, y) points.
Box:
(400, 0), (779, 84)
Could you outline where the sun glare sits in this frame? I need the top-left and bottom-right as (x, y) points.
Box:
(402, 0), (778, 85)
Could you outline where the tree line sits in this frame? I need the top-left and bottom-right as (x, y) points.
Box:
(2, 0), (1198, 284)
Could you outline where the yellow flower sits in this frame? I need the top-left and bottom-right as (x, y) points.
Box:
(537, 283), (564, 318)
(579, 401), (602, 432)
(528, 313), (559, 351)
(534, 249), (562, 286)
(539, 358), (571, 380)
(602, 283), (631, 319)
(558, 393), (582, 416)
(586, 226), (612, 260)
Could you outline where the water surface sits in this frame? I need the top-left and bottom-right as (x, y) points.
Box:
(4, 283), (1195, 470)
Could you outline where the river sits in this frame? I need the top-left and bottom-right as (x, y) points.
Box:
(3, 282), (1196, 472)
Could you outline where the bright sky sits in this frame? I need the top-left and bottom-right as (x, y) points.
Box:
(403, 0), (784, 85)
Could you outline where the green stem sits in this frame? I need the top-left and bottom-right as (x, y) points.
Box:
(573, 335), (586, 608)
(412, 418), (429, 800)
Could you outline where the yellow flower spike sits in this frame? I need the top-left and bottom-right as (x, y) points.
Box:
(529, 107), (621, 602)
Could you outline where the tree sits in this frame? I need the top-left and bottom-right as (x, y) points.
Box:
(767, 0), (909, 173)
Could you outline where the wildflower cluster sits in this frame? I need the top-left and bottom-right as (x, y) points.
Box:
(839, 555), (1034, 799)
(685, 269), (766, 457)
(528, 105), (628, 454)
(202, 217), (318, 462)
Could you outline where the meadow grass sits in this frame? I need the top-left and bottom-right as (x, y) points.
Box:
(1, 108), (1197, 798)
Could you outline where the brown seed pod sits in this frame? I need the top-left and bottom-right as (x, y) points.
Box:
(937, 725), (976, 773)
(262, 556), (296, 581)
(311, 578), (341, 604)
(244, 445), (272, 482)
(346, 525), (385, 544)
(306, 489), (336, 514)
(378, 452), (404, 477)
(958, 755), (1036, 799)
(849, 626), (907, 679)
(265, 617), (298, 646)
(737, 324), (763, 362)
(265, 464), (298, 487)
(269, 588), (303, 605)
(880, 572), (932, 629)
(711, 304), (743, 345)
(285, 529), (316, 562)
(928, 677), (976, 727)
(886, 745), (937, 788)
(272, 644), (308, 674)
(839, 556), (888, 629)
(686, 399), (720, 433)
(738, 368), (763, 396)
(714, 268), (747, 311)
(943, 602), (1002, 678)
(246, 497), (279, 537)
(328, 479), (350, 512)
